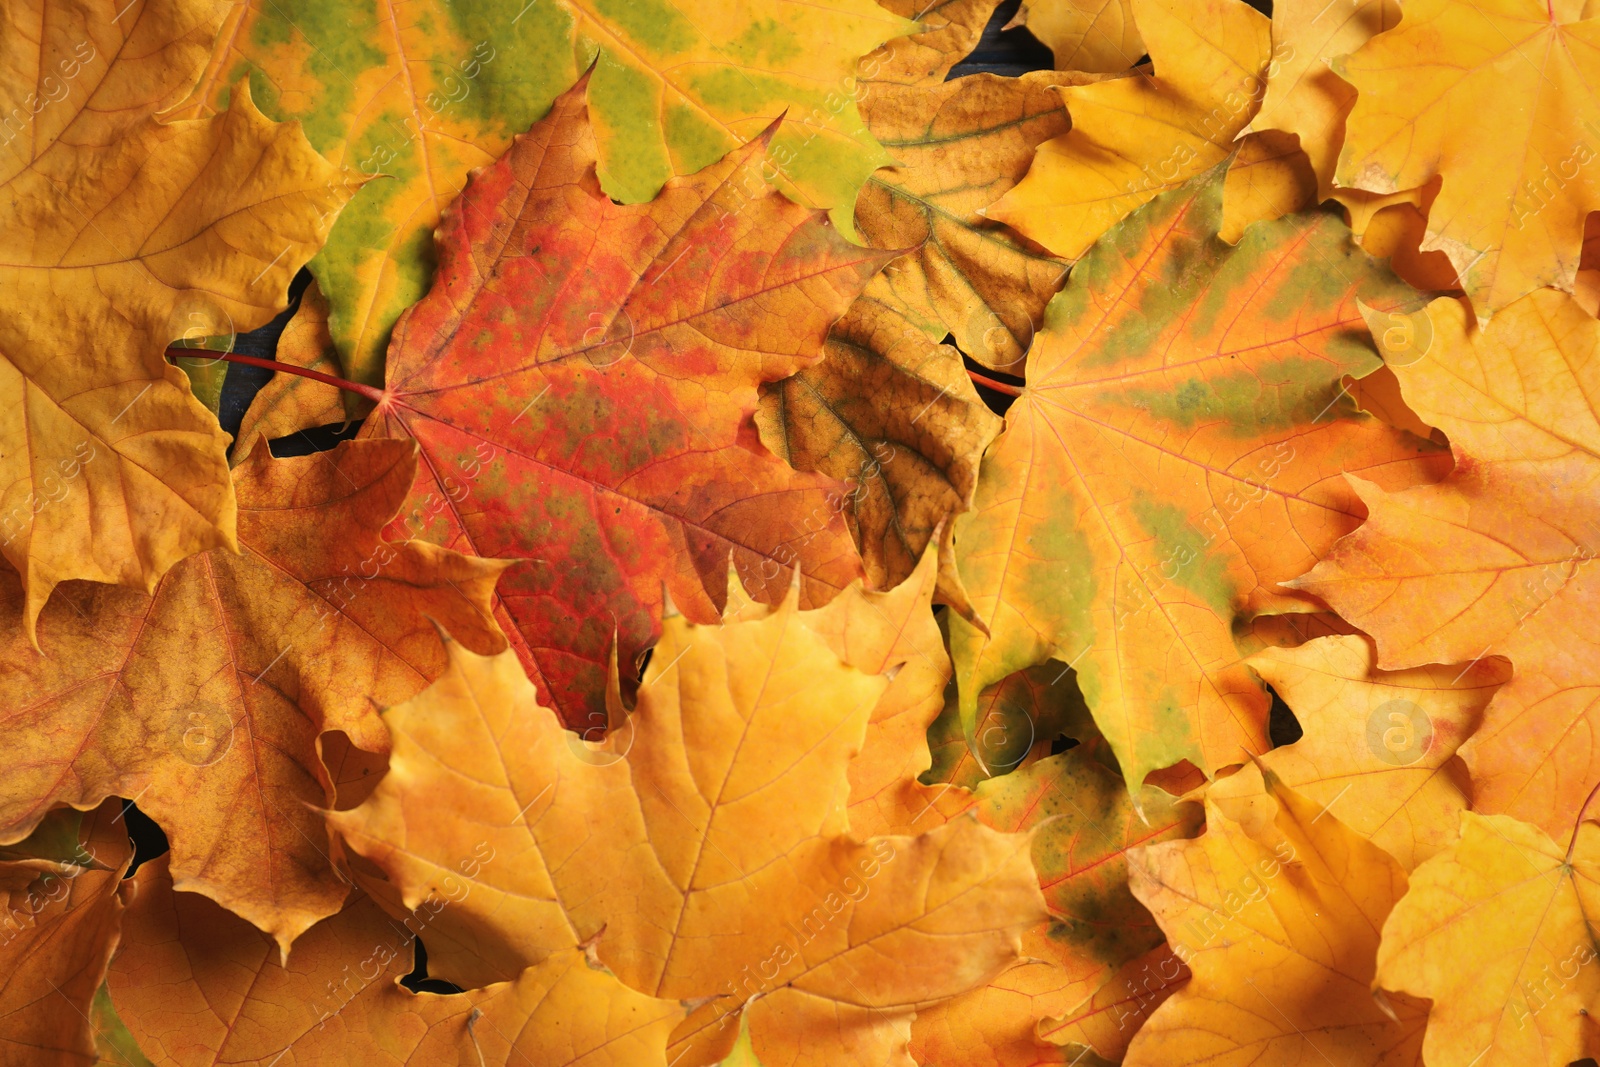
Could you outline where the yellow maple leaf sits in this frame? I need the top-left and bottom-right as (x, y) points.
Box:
(1211, 634), (1508, 870)
(718, 543), (969, 838)
(1338, 181), (1463, 294)
(909, 940), (1107, 1067)
(327, 587), (1046, 1067)
(1126, 771), (1428, 1064)
(0, 0), (356, 636)
(1040, 944), (1189, 1062)
(1295, 290), (1600, 841)
(1334, 0), (1600, 317)
(1218, 127), (1317, 242)
(988, 0), (1272, 260)
(108, 855), (683, 1066)
(1375, 812), (1600, 1067)
(1246, 0), (1400, 195)
(1010, 0), (1146, 74)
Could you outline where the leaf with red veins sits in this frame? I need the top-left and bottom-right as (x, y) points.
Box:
(362, 78), (886, 727)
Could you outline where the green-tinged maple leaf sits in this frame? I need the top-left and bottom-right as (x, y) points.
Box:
(925, 658), (1099, 791)
(978, 749), (1201, 970)
(0, 0), (357, 637)
(950, 162), (1448, 793)
(0, 439), (507, 954)
(185, 0), (914, 390)
(907, 745), (1199, 1067)
(91, 983), (157, 1067)
(355, 78), (884, 728)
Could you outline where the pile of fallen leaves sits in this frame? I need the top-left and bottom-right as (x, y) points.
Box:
(4, 0), (1598, 1063)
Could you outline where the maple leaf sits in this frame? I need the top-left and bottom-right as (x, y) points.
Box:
(1211, 635), (1507, 870)
(1126, 770), (1428, 1065)
(775, 544), (968, 839)
(0, 803), (130, 1067)
(1009, 0), (1145, 74)
(907, 946), (1101, 1067)
(107, 856), (683, 1066)
(356, 79), (882, 729)
(729, 546), (1191, 1066)
(948, 163), (1447, 793)
(911, 745), (1201, 1067)
(925, 657), (1098, 792)
(1294, 290), (1600, 842)
(1039, 944), (1189, 1062)
(716, 552), (1183, 1067)
(756, 298), (1001, 615)
(0, 438), (507, 953)
(987, 0), (1271, 260)
(0, 0), (356, 637)
(1581, 212), (1600, 313)
(1374, 812), (1600, 1067)
(756, 0), (1075, 607)
(184, 0), (914, 388)
(1333, 0), (1600, 318)
(91, 984), (155, 1067)
(326, 591), (1046, 1067)
(713, 541), (966, 839)
(869, 0), (1004, 86)
(1219, 128), (1316, 242)
(1244, 0), (1399, 197)
(854, 0), (1082, 371)
(233, 280), (349, 452)
(981, 748), (1202, 973)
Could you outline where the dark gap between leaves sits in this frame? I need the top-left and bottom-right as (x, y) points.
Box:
(948, 0), (1055, 80)
(402, 936), (466, 994)
(1267, 683), (1303, 747)
(120, 800), (169, 879)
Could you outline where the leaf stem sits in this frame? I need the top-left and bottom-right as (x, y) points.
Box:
(966, 368), (1024, 397)
(164, 347), (387, 404)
